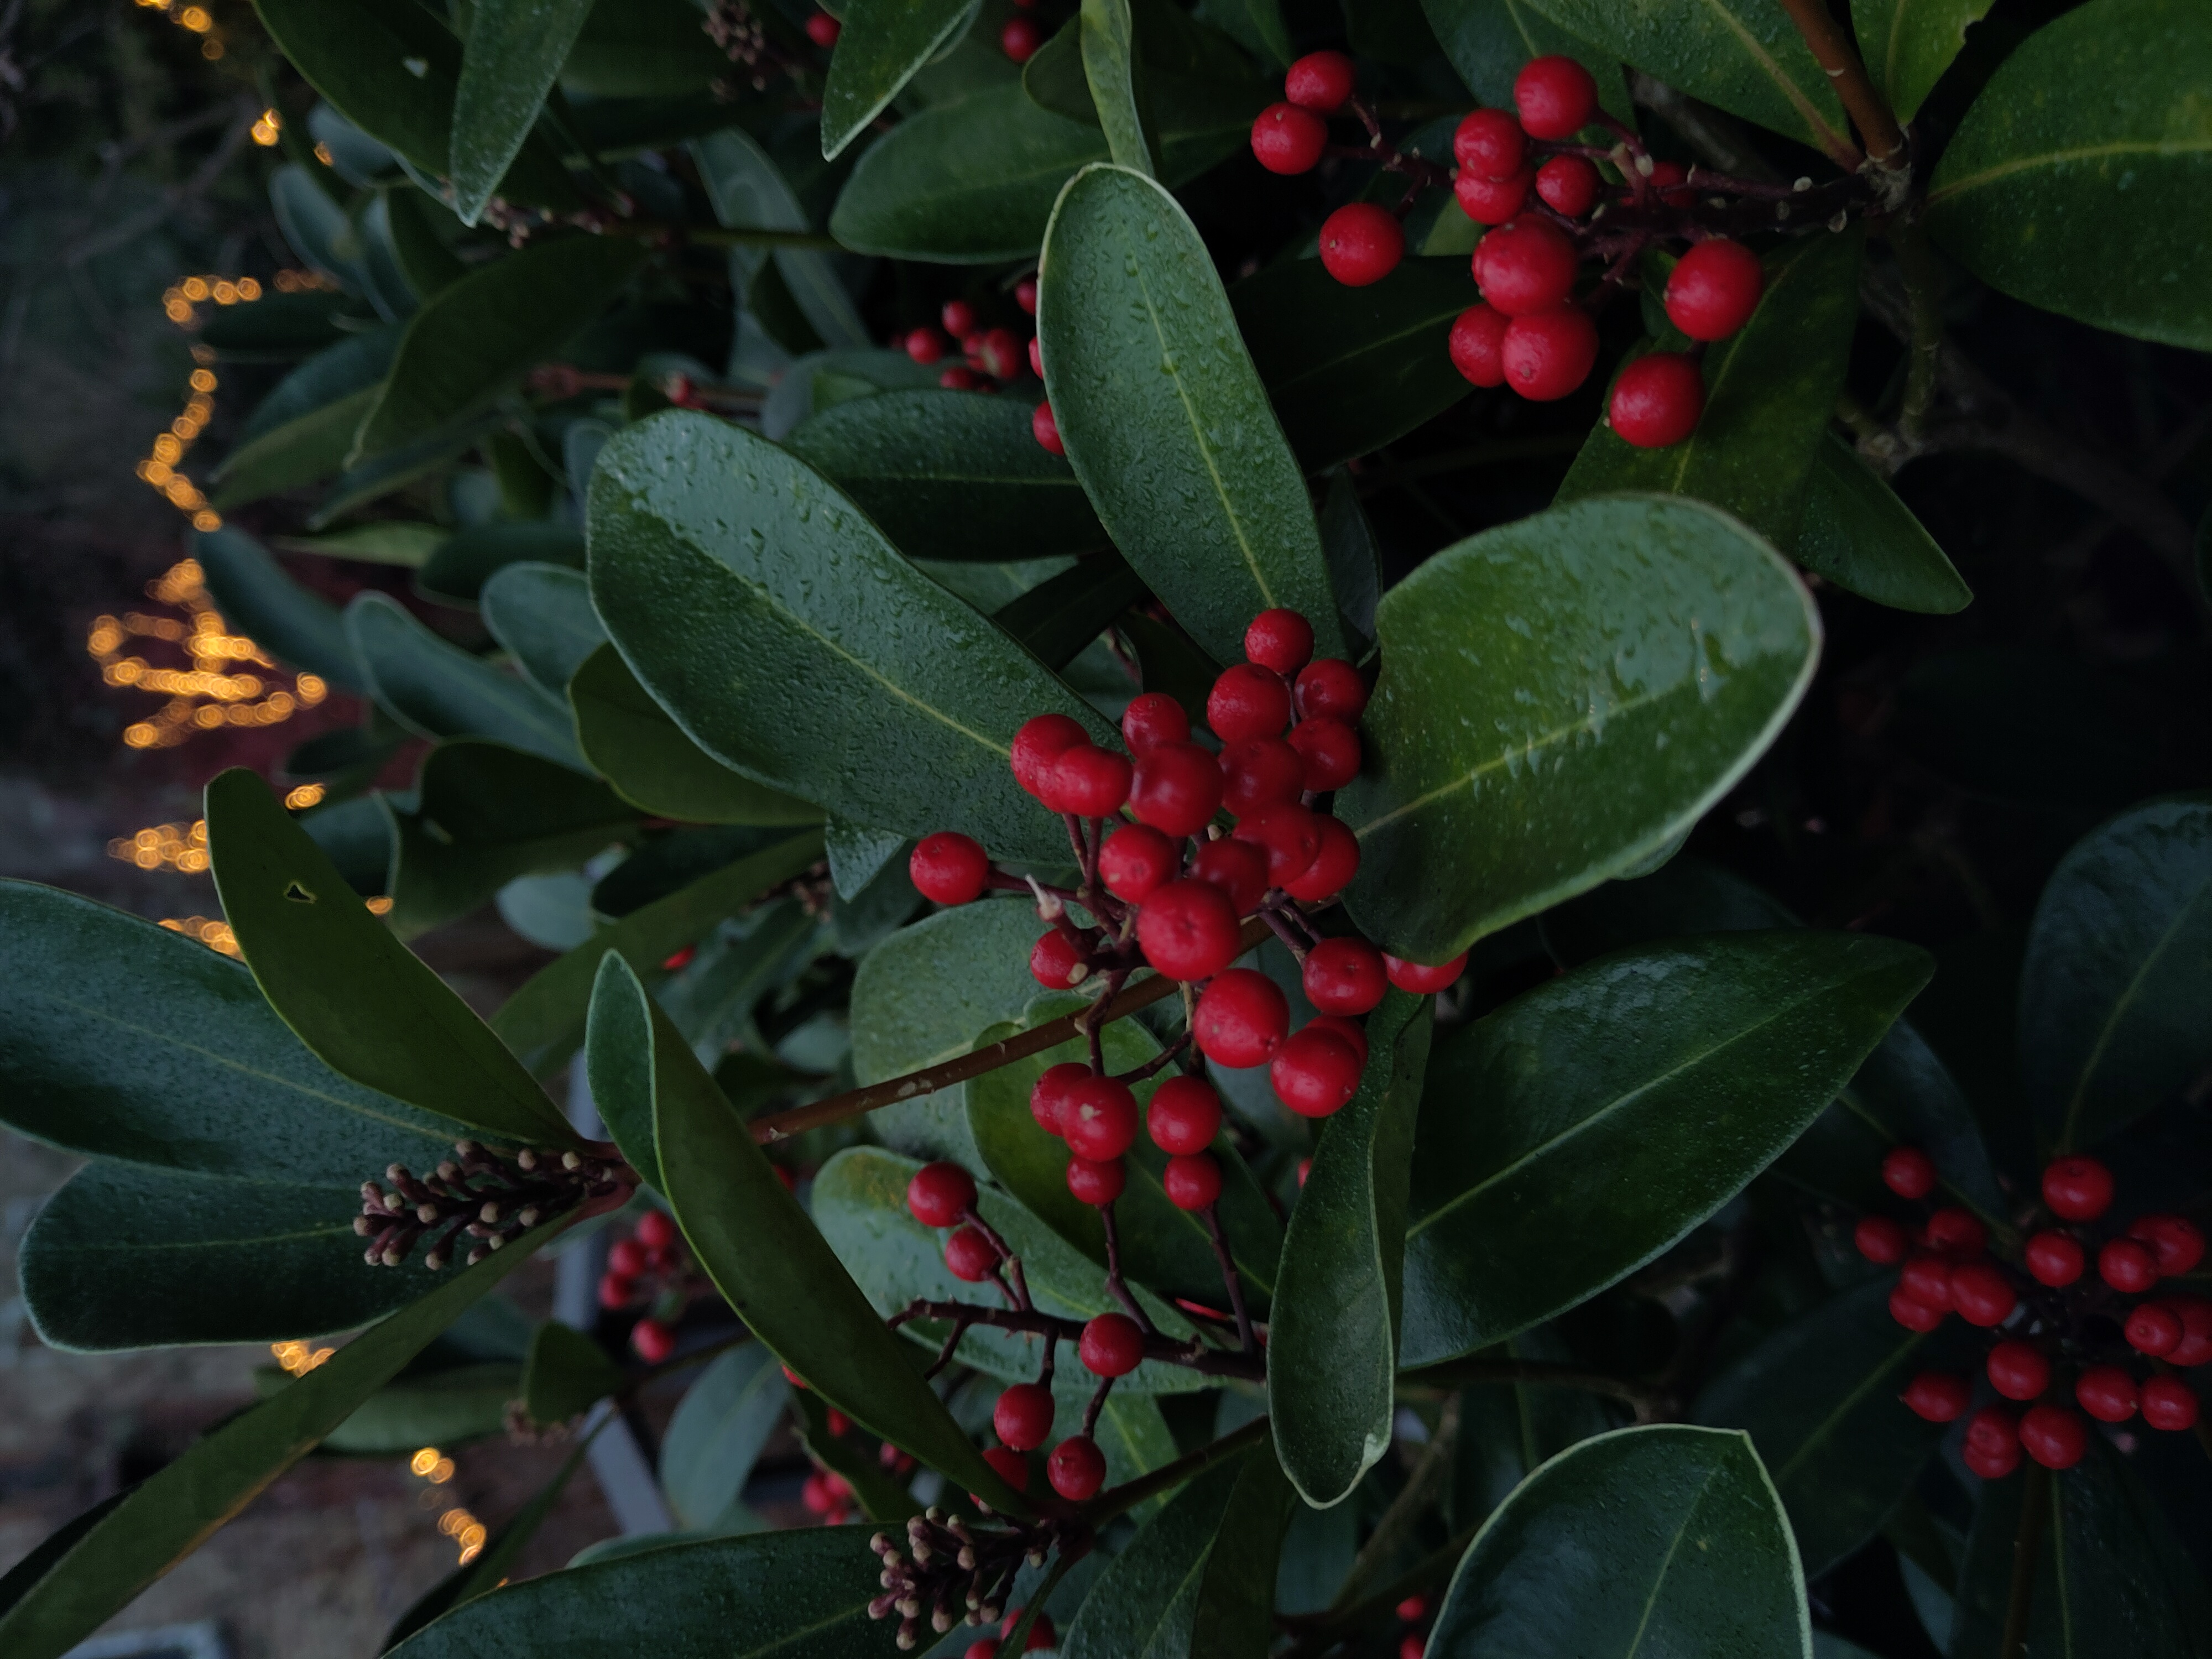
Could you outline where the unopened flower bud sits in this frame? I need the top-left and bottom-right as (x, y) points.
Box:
(895, 1597), (920, 1619)
(563, 1151), (583, 1171)
(380, 1245), (404, 1266)
(417, 1203), (439, 1223)
(957, 1547), (976, 1571)
(518, 1206), (540, 1227)
(481, 1201), (502, 1224)
(517, 1149), (539, 1171)
(424, 1250), (447, 1270)
(931, 1609), (953, 1634)
(488, 1232), (505, 1251)
(353, 1216), (374, 1236)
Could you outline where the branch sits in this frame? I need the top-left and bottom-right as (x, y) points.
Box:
(1775, 0), (1902, 171)
(1397, 1357), (1670, 1421)
(893, 1299), (1264, 1381)
(1082, 1414), (1272, 1524)
(1331, 1397), (1461, 1613)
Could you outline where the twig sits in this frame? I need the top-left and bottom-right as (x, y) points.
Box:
(1100, 1203), (1157, 1334)
(1998, 1462), (2051, 1659)
(1083, 1415), (1272, 1524)
(1774, 0), (1900, 171)
(889, 1300), (1266, 1379)
(1081, 1375), (1114, 1438)
(1201, 1206), (1257, 1355)
(1115, 1028), (1193, 1086)
(1331, 1397), (1461, 1612)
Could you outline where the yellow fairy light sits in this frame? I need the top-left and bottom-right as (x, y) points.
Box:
(431, 1458), (456, 1484)
(284, 782), (327, 810)
(269, 1339), (335, 1371)
(252, 109), (282, 147)
(366, 895), (395, 915)
(410, 1448), (441, 1477)
(88, 562), (321, 750)
(180, 275), (210, 301)
(178, 6), (211, 29)
(189, 368), (217, 392)
(314, 142), (335, 166)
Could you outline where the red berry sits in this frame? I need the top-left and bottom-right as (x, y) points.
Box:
(2166, 1293), (2212, 1366)
(1454, 166), (1532, 226)
(962, 331), (987, 363)
(1195, 968), (1290, 1067)
(1962, 1404), (2020, 1478)
(1319, 203), (1405, 287)
(2126, 1302), (2183, 1357)
(1245, 608), (1315, 674)
(1028, 335), (1044, 377)
(1473, 216), (1578, 316)
(1307, 1013), (1369, 1065)
(941, 365), (982, 390)
(826, 1408), (849, 1437)
(1121, 691), (1190, 755)
(2101, 1236), (2161, 1295)
(1190, 836), (1270, 917)
(1535, 154), (1600, 217)
(1015, 276), (1039, 315)
(636, 1209), (676, 1250)
(965, 1643), (994, 1659)
(1131, 742), (1227, 837)
(1030, 1061), (1087, 1135)
(597, 1271), (635, 1310)
(782, 1363), (807, 1389)
(1500, 306), (1598, 400)
(1296, 1156), (1312, 1187)
(982, 1445), (1030, 1492)
(1219, 735), (1308, 815)
(1147, 1076), (1223, 1155)
(1066, 1152), (1125, 1205)
(1384, 951), (1467, 993)
(1901, 1371), (1971, 1422)
(631, 1317), (675, 1363)
(905, 327), (946, 364)
(1079, 1312), (1146, 1378)
(1011, 713), (1087, 801)
(1232, 801), (1324, 886)
(1030, 928), (1086, 990)
(1665, 239), (1764, 342)
(1032, 399), (1065, 455)
(1285, 48), (1355, 112)
(1283, 814), (1360, 901)
(2142, 1374), (2200, 1432)
(1397, 1595), (1428, 1623)
(945, 1225), (998, 1281)
(1950, 1260), (2017, 1328)
(1050, 744), (1131, 817)
(1608, 353), (1704, 448)
(1137, 880), (1242, 979)
(1449, 302), (1510, 387)
(1209, 662), (1293, 741)
(1251, 102), (1328, 175)
(805, 11), (841, 48)
(608, 1237), (648, 1278)
(1294, 658), (1368, 722)
(976, 327), (1021, 381)
(1401, 1639), (1426, 1659)
(2128, 1213), (2205, 1277)
(660, 944), (696, 971)
(999, 1610), (1056, 1651)
(1986, 1339), (2051, 1401)
(1881, 1146), (1937, 1199)
(1514, 55), (1598, 139)
(910, 831), (990, 905)
(1047, 1435), (1106, 1500)
(1889, 1287), (1945, 1332)
(908, 1161), (977, 1228)
(1855, 1215), (1909, 1265)
(1900, 1253), (1954, 1312)
(1001, 16), (1042, 61)
(1646, 159), (1694, 206)
(2018, 1404), (2087, 1470)
(1305, 937), (1388, 1015)
(1924, 1207), (1987, 1255)
(1062, 1074), (1139, 1162)
(2042, 1155), (2115, 1221)
(942, 299), (977, 337)
(1287, 716), (1361, 791)
(1272, 1026), (1364, 1117)
(1452, 108), (1526, 179)
(995, 1382), (1056, 1451)
(801, 1470), (833, 1514)
(1164, 1151), (1223, 1210)
(2075, 1365), (2138, 1423)
(2025, 1229), (2085, 1287)
(1101, 823), (1180, 902)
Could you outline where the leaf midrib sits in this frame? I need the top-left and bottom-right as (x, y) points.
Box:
(1624, 1459), (1723, 1658)
(1931, 137), (2212, 206)
(2058, 864), (2212, 1149)
(1771, 1325), (1929, 1487)
(1688, 0), (1853, 157)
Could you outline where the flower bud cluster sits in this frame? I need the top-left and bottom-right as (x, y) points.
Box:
(356, 1141), (628, 1270)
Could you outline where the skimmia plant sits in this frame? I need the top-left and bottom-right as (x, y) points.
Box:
(3, 0), (2209, 1656)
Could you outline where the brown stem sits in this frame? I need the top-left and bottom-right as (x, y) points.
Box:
(1773, 0), (1893, 169)
(1083, 1414), (1272, 1524)
(1397, 1357), (1669, 1421)
(1201, 1205), (1257, 1355)
(1081, 1375), (1114, 1438)
(1260, 905), (1311, 963)
(1998, 1462), (2051, 1659)
(1100, 1202), (1157, 1334)
(893, 1299), (1262, 1381)
(1115, 1029), (1193, 1086)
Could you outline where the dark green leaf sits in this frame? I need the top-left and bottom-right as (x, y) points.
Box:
(1190, 1444), (1298, 1658)
(1558, 227), (1865, 550)
(1268, 991), (1433, 1506)
(302, 792), (399, 898)
(384, 186), (468, 298)
(1417, 0), (1632, 120)
(2020, 794), (2212, 1151)
(784, 390), (1109, 564)
(760, 348), (945, 440)
(1198, 0), (1289, 65)
(1694, 1279), (1958, 1580)
(656, 898), (825, 1061)
(691, 131), (869, 351)
(480, 561), (608, 699)
(594, 827), (789, 917)
(560, 0), (731, 96)
(994, 551), (1148, 669)
(207, 767), (579, 1146)
(0, 1497), (133, 1626)
(348, 592), (585, 767)
(269, 165), (373, 297)
(418, 521), (587, 605)
(212, 384), (384, 509)
(1338, 495), (1819, 963)
(230, 324), (400, 452)
(1060, 1448), (1258, 1659)
(1120, 609), (1222, 719)
(588, 410), (1110, 863)
(792, 1391), (916, 1524)
(451, 0), (597, 223)
(660, 1344), (791, 1528)
(1082, 0), (1154, 174)
(321, 1361), (520, 1452)
(1849, 0), (1994, 124)
(1428, 1425), (1808, 1656)
(826, 817), (910, 902)
(1232, 255), (1474, 471)
(1400, 931), (1932, 1367)
(822, 0), (980, 160)
(585, 952), (666, 1190)
(190, 525), (364, 691)
(0, 1224), (549, 1659)
(312, 422), (498, 529)
(1926, 0), (2212, 352)
(197, 288), (366, 359)
(279, 522), (446, 567)
(1039, 163), (1343, 666)
(522, 1321), (627, 1425)
(1448, 1326), (1618, 1530)
(1793, 435), (1971, 614)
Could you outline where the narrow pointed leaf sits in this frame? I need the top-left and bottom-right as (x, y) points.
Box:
(480, 561), (608, 700)
(585, 952), (665, 1190)
(522, 1321), (627, 1426)
(1082, 0), (1153, 174)
(660, 1344), (791, 1528)
(821, 0), (980, 161)
(451, 0), (598, 223)
(691, 129), (869, 349)
(1793, 435), (1971, 614)
(1190, 1444), (1298, 1658)
(1850, 0), (1994, 124)
(1060, 1449), (1258, 1659)
(348, 592), (584, 767)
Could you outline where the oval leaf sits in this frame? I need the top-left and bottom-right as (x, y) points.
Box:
(193, 525), (366, 691)
(521, 1320), (627, 1427)
(480, 561), (609, 700)
(821, 0), (980, 160)
(1793, 435), (1971, 614)
(1061, 1446), (1271, 1659)
(451, 0), (597, 223)
(348, 592), (584, 768)
(660, 1344), (791, 1529)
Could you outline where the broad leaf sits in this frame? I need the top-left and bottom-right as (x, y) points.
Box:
(1926, 0), (2212, 352)
(585, 952), (666, 1190)
(1559, 227), (1865, 550)
(348, 592), (584, 768)
(233, 326), (400, 451)
(588, 410), (1109, 863)
(0, 881), (458, 1181)
(1449, 1326), (1618, 1530)
(2020, 794), (2212, 1151)
(1418, 0), (1632, 121)
(1400, 931), (1932, 1367)
(212, 384), (384, 508)
(692, 129), (869, 352)
(1039, 163), (1342, 666)
(192, 526), (364, 691)
(522, 1321), (627, 1426)
(269, 164), (373, 298)
(480, 561), (608, 700)
(1190, 1443), (1298, 1658)
(1269, 991), (1433, 1507)
(206, 768), (578, 1146)
(451, 0), (597, 223)
(1850, 0), (1994, 124)
(1695, 1279), (1959, 1580)
(821, 0), (979, 160)
(1428, 1425), (1810, 1656)
(320, 1362), (520, 1452)
(660, 1344), (791, 1528)
(1338, 495), (1819, 963)
(420, 521), (588, 604)
(784, 390), (1109, 564)
(1794, 435), (1971, 614)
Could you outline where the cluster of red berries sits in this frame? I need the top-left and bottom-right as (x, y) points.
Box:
(1861, 1148), (2206, 1474)
(1396, 1594), (1430, 1659)
(800, 1464), (857, 1525)
(905, 290), (1042, 400)
(597, 1207), (693, 1363)
(964, 1609), (1055, 1658)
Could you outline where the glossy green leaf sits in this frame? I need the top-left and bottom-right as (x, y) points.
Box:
(348, 592), (583, 766)
(1849, 0), (1992, 124)
(692, 129), (869, 352)
(1061, 1448), (1266, 1659)
(1559, 227), (1865, 550)
(1515, 0), (1849, 157)
(661, 1344), (791, 1528)
(656, 897), (825, 1061)
(1926, 0), (2212, 352)
(383, 186), (467, 299)
(588, 410), (1110, 863)
(585, 952), (665, 1190)
(1231, 256), (1474, 471)
(568, 644), (821, 826)
(522, 1321), (627, 1425)
(493, 826), (825, 1075)
(0, 1225), (547, 1659)
(1320, 473), (1380, 648)
(451, 0), (597, 223)
(1695, 1279), (1957, 1580)
(1191, 1443), (1297, 1658)
(190, 526), (364, 691)
(320, 1362), (520, 1452)
(1794, 435), (1971, 614)
(1429, 1425), (1810, 1656)
(1400, 931), (1932, 1367)
(419, 521), (587, 604)
(1418, 0), (1632, 121)
(212, 384), (384, 509)
(1338, 495), (1819, 963)
(355, 237), (647, 460)
(480, 561), (608, 700)
(312, 422), (497, 529)
(822, 0), (979, 160)
(653, 1020), (1027, 1514)
(559, 0), (731, 96)
(230, 324), (400, 453)
(279, 522), (446, 567)
(269, 165), (373, 298)
(2020, 794), (2212, 1152)
(994, 551), (1148, 669)
(207, 767), (578, 1146)
(1269, 991), (1433, 1507)
(0, 880), (458, 1181)
(1448, 1326), (1618, 1530)
(1039, 163), (1343, 666)
(792, 1390), (916, 1524)
(1082, 0), (1152, 174)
